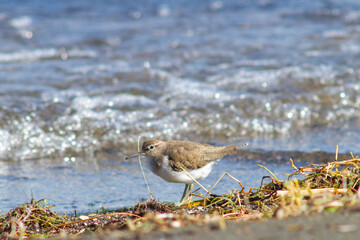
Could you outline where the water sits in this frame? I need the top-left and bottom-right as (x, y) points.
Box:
(1, 0), (360, 213)
(0, 155), (308, 214)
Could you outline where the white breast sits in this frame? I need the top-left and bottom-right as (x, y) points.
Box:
(147, 156), (217, 184)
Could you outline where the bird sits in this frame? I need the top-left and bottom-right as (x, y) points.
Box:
(126, 139), (246, 205)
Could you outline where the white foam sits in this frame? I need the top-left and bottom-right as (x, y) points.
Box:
(10, 16), (32, 28)
(0, 48), (97, 63)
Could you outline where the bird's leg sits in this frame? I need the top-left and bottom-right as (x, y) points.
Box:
(179, 183), (193, 205)
(180, 184), (189, 203)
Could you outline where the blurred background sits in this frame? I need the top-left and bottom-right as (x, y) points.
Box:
(0, 0), (359, 213)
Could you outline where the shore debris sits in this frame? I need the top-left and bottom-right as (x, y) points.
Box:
(1, 154), (359, 238)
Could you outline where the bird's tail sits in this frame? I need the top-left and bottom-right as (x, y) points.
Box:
(235, 143), (248, 150)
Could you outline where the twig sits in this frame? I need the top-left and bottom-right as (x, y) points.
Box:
(208, 172), (244, 195)
(335, 145), (339, 171)
(276, 188), (348, 197)
(257, 164), (278, 180)
(137, 136), (154, 200)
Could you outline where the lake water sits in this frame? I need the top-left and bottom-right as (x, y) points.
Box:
(0, 0), (359, 213)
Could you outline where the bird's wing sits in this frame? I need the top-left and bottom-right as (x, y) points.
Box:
(164, 142), (207, 171)
(164, 142), (236, 172)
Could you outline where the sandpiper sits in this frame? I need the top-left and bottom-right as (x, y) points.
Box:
(126, 139), (246, 204)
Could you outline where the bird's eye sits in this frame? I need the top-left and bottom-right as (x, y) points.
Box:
(149, 145), (155, 150)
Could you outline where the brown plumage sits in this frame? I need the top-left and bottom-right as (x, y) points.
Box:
(138, 139), (238, 171)
(164, 141), (236, 171)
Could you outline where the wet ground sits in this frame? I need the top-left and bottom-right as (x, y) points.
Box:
(121, 210), (360, 240)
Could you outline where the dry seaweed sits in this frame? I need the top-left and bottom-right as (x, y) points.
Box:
(289, 158), (360, 190)
(0, 199), (142, 239)
(132, 200), (175, 216)
(1, 153), (360, 239)
(0, 199), (67, 238)
(179, 154), (360, 220)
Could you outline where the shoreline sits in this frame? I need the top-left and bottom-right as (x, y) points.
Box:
(1, 197), (360, 240)
(116, 208), (360, 240)
(1, 157), (359, 239)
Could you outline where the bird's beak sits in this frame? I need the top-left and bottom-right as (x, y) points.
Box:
(125, 152), (145, 160)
